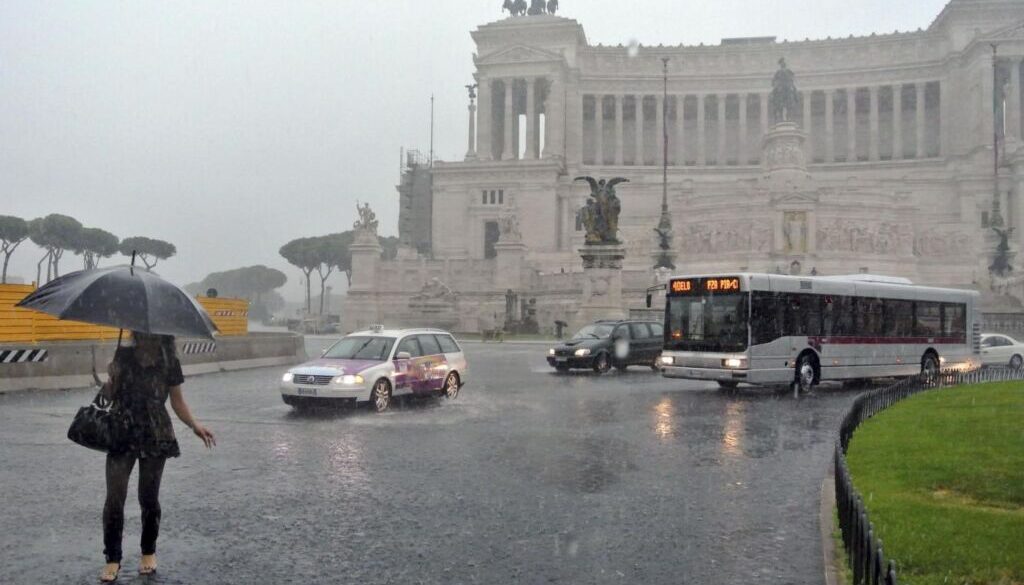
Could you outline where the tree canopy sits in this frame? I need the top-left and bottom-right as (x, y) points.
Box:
(29, 214), (83, 279)
(74, 227), (120, 270)
(0, 215), (29, 283)
(119, 236), (176, 270)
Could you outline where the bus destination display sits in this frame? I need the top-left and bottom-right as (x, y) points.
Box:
(669, 276), (741, 295)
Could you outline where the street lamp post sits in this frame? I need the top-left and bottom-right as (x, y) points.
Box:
(654, 57), (676, 270)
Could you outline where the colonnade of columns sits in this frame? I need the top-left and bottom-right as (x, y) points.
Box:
(578, 81), (944, 166)
(473, 76), (558, 162)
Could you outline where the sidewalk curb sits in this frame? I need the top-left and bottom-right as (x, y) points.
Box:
(820, 469), (843, 585)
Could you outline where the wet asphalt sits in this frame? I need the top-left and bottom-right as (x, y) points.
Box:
(0, 338), (862, 584)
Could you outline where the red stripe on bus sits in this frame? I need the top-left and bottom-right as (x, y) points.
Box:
(807, 336), (965, 345)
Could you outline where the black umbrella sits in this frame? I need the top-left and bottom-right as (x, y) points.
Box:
(16, 265), (218, 339)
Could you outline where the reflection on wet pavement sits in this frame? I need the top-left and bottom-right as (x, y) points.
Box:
(0, 340), (859, 584)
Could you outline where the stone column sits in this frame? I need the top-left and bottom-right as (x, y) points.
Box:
(760, 92), (769, 135)
(465, 98), (477, 160)
(697, 94), (706, 165)
(342, 232), (384, 332)
(525, 78), (537, 159)
(1008, 60), (1022, 140)
(915, 82), (926, 159)
(543, 77), (563, 158)
(892, 84), (903, 160)
(802, 90), (812, 157)
(594, 94), (604, 165)
(502, 79), (515, 160)
(824, 89), (835, 162)
(675, 95), (686, 165)
(614, 94), (624, 165)
(635, 94), (645, 165)
(869, 86), (880, 161)
(738, 93), (748, 164)
(846, 88), (857, 161)
(656, 93), (665, 164)
(716, 94), (726, 165)
(494, 238), (527, 291)
(476, 78), (492, 160)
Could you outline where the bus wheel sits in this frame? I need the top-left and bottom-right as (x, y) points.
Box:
(921, 353), (939, 383)
(794, 354), (817, 394)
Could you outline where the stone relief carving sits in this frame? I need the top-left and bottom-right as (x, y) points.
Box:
(678, 220), (772, 255)
(815, 219), (914, 256)
(912, 228), (972, 258)
(782, 211), (808, 254)
(499, 214), (522, 241)
(413, 277), (458, 302)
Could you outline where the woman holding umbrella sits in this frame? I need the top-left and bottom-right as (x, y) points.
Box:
(14, 262), (220, 582)
(98, 332), (215, 582)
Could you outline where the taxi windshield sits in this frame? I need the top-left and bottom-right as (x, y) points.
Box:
(572, 324), (615, 340)
(323, 336), (395, 360)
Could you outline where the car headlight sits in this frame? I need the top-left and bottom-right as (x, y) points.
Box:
(574, 348), (591, 357)
(722, 357), (747, 369)
(660, 355), (674, 365)
(335, 374), (365, 385)
(282, 372), (294, 382)
(548, 348), (556, 356)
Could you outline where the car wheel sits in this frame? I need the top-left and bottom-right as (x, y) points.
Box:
(794, 353), (817, 394)
(921, 353), (939, 384)
(1010, 354), (1023, 371)
(371, 379), (392, 413)
(717, 380), (739, 390)
(593, 352), (611, 374)
(443, 372), (460, 399)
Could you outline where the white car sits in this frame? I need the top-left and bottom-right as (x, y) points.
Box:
(980, 333), (1024, 370)
(280, 327), (468, 412)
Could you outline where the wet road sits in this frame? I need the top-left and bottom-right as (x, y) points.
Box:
(0, 338), (860, 584)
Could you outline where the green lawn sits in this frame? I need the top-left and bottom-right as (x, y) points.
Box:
(845, 382), (1024, 585)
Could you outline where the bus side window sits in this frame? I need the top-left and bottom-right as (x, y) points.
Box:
(858, 297), (884, 337)
(751, 292), (779, 345)
(914, 301), (942, 336)
(825, 295), (854, 336)
(942, 303), (966, 340)
(884, 300), (913, 337)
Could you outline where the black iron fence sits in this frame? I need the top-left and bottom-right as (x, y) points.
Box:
(834, 366), (1024, 585)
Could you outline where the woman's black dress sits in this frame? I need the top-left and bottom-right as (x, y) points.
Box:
(111, 347), (183, 459)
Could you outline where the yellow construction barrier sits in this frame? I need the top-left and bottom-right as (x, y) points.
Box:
(0, 284), (249, 342)
(197, 297), (249, 337)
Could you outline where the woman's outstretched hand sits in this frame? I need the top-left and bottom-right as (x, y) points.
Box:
(192, 424), (216, 448)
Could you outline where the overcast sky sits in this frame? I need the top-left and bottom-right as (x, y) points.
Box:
(1, 0), (948, 301)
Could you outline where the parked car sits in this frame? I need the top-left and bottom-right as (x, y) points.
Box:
(980, 333), (1024, 370)
(546, 319), (663, 373)
(280, 326), (468, 412)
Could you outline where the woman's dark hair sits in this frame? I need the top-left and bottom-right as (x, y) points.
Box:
(131, 332), (178, 372)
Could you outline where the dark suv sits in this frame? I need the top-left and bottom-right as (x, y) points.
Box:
(546, 319), (664, 373)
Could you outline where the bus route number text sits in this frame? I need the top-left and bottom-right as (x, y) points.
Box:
(704, 277), (740, 292)
(671, 279), (694, 293)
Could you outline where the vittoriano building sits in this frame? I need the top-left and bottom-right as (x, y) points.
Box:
(345, 0), (1024, 334)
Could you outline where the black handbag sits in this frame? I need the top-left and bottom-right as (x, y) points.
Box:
(67, 393), (132, 453)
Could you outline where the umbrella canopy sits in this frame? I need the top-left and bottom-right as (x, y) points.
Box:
(16, 266), (218, 339)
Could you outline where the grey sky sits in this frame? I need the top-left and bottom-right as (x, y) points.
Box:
(1, 0), (947, 301)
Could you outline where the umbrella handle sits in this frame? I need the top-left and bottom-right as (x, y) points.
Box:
(91, 345), (102, 387)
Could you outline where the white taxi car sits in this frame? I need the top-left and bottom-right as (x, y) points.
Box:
(980, 333), (1024, 370)
(281, 327), (468, 412)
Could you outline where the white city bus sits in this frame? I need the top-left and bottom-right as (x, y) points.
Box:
(654, 273), (981, 392)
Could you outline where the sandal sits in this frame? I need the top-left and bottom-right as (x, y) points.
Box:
(140, 554), (157, 575)
(100, 562), (120, 582)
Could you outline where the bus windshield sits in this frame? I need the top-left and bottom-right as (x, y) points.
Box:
(665, 293), (748, 352)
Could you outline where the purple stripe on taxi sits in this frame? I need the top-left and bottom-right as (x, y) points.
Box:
(393, 355), (449, 394)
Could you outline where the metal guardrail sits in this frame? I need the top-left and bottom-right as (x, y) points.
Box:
(834, 366), (1024, 585)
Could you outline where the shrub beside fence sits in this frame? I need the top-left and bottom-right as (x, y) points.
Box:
(0, 284), (249, 342)
(834, 366), (1024, 585)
